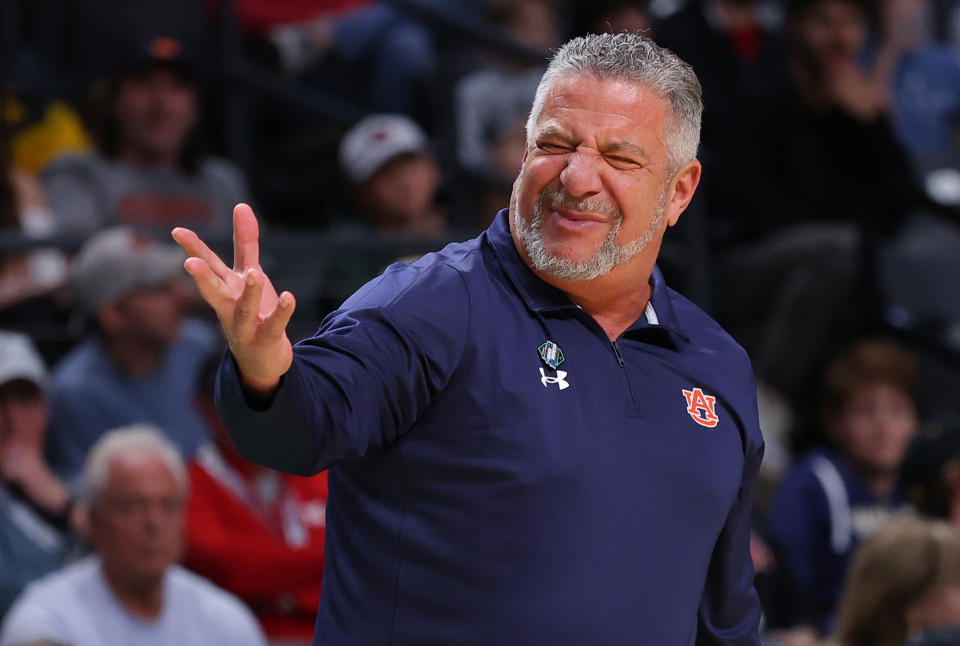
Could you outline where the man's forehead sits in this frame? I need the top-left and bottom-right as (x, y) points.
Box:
(535, 76), (667, 128)
(103, 450), (178, 489)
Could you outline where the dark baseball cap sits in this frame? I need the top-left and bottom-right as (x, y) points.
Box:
(114, 35), (196, 81)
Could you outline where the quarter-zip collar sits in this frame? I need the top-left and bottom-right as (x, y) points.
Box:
(485, 208), (689, 343)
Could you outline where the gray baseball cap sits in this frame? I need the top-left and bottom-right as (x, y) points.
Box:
(0, 331), (47, 388)
(70, 227), (185, 314)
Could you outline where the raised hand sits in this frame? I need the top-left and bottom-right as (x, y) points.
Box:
(172, 203), (296, 397)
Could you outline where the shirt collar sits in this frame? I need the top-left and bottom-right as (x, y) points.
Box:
(485, 209), (688, 342)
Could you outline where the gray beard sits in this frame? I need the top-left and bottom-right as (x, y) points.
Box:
(512, 184), (667, 281)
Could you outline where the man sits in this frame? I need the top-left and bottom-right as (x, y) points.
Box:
(46, 227), (216, 480)
(0, 425), (267, 646)
(338, 113), (445, 237)
(766, 338), (918, 635)
(321, 113), (448, 310)
(42, 36), (250, 241)
(174, 33), (764, 645)
(183, 357), (328, 644)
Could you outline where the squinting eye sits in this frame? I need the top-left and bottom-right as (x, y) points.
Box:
(606, 156), (640, 168)
(538, 142), (570, 153)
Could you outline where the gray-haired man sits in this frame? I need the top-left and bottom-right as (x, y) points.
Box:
(175, 33), (765, 645)
(0, 425), (267, 646)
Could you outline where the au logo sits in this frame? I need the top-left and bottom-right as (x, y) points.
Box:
(682, 388), (719, 428)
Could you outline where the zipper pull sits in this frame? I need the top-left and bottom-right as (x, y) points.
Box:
(611, 341), (625, 367)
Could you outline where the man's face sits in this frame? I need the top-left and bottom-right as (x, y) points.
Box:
(114, 67), (197, 162)
(793, 0), (867, 68)
(110, 280), (185, 345)
(511, 75), (693, 281)
(89, 451), (185, 585)
(359, 153), (441, 230)
(831, 382), (918, 475)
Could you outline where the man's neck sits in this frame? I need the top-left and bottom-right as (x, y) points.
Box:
(536, 263), (655, 342)
(104, 335), (167, 378)
(566, 281), (652, 342)
(101, 562), (165, 620)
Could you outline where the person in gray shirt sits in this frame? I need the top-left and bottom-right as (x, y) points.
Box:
(42, 36), (249, 243)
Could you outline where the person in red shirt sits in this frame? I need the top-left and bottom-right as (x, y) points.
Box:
(184, 359), (328, 644)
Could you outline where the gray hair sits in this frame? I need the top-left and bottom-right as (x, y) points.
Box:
(525, 32), (703, 174)
(79, 424), (188, 507)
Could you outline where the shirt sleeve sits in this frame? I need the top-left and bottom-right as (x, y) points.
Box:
(696, 349), (764, 645)
(215, 261), (471, 476)
(696, 438), (764, 645)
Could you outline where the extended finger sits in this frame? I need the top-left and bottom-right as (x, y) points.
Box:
(172, 227), (235, 283)
(183, 258), (235, 316)
(232, 203), (260, 273)
(258, 291), (296, 342)
(233, 267), (265, 342)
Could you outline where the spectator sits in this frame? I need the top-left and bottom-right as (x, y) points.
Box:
(0, 425), (267, 646)
(765, 338), (919, 635)
(710, 0), (925, 400)
(0, 332), (73, 619)
(0, 101), (67, 314)
(829, 518), (960, 646)
(872, 0), (960, 173)
(455, 0), (559, 176)
(321, 114), (447, 309)
(224, 0), (439, 121)
(454, 0), (559, 225)
(184, 357), (328, 644)
(42, 36), (250, 242)
(338, 113), (445, 237)
(46, 227), (216, 481)
(655, 0), (784, 157)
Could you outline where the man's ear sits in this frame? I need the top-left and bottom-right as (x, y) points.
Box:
(665, 159), (702, 227)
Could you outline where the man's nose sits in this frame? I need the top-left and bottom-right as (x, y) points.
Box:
(559, 148), (603, 198)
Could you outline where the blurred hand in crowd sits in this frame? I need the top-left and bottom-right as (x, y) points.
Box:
(823, 60), (888, 121)
(0, 379), (70, 516)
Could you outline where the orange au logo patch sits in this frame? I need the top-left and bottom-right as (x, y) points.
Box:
(682, 388), (719, 428)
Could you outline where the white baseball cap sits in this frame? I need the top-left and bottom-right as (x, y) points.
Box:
(339, 114), (430, 184)
(0, 331), (47, 388)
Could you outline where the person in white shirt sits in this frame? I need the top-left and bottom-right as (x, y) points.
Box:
(0, 424), (267, 646)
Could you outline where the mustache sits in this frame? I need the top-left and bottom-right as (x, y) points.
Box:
(536, 188), (621, 223)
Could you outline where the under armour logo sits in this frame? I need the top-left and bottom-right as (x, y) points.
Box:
(540, 367), (570, 390)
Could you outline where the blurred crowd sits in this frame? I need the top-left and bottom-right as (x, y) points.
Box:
(2, 0), (960, 644)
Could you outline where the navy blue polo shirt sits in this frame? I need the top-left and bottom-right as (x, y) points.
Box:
(216, 209), (765, 646)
